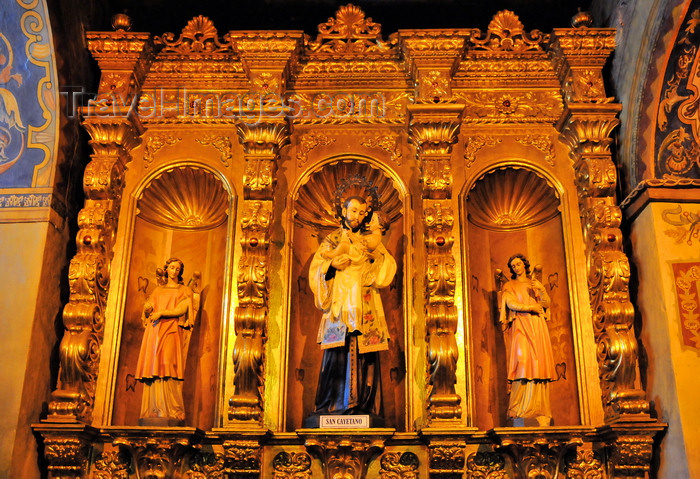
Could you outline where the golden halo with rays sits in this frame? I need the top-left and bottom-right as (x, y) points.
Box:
(466, 167), (560, 231)
(294, 159), (402, 233)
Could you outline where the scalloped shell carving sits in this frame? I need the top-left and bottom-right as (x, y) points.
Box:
(467, 167), (559, 231)
(294, 159), (402, 232)
(137, 166), (229, 230)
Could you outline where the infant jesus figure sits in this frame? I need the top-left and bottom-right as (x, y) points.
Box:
(321, 211), (388, 263)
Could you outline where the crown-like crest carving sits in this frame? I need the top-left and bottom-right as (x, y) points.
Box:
(469, 10), (548, 52)
(154, 15), (234, 53)
(307, 4), (396, 54)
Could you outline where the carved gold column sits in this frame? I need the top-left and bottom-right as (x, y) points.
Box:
(402, 29), (467, 426)
(551, 26), (662, 479)
(407, 103), (464, 424)
(45, 24), (149, 424)
(227, 33), (297, 424)
(228, 118), (289, 423)
(551, 26), (649, 423)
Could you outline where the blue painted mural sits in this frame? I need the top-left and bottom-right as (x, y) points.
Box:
(0, 0), (58, 190)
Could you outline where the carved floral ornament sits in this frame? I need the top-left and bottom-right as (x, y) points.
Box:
(469, 10), (548, 52)
(154, 15), (235, 53)
(306, 3), (397, 55)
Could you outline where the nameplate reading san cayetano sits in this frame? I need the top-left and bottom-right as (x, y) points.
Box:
(319, 415), (369, 428)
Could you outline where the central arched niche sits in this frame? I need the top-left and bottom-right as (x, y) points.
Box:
(112, 165), (231, 429)
(287, 158), (406, 431)
(465, 166), (580, 429)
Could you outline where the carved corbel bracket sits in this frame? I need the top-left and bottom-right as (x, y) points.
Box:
(33, 423), (97, 479)
(237, 120), (290, 200)
(301, 432), (389, 479)
(111, 434), (197, 479)
(407, 102), (464, 200)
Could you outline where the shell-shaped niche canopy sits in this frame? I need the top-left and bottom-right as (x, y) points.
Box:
(295, 159), (402, 233)
(137, 166), (229, 230)
(467, 167), (560, 231)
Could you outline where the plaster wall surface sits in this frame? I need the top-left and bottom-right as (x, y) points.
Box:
(0, 221), (50, 478)
(630, 201), (700, 479)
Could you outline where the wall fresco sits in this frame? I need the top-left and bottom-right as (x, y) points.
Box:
(655, 5), (700, 179)
(0, 0), (58, 190)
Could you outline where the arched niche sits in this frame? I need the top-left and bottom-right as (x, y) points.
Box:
(111, 164), (233, 429)
(285, 157), (407, 431)
(464, 166), (580, 429)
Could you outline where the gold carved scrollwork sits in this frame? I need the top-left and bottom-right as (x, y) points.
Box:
(229, 119), (288, 423)
(272, 451), (313, 479)
(469, 10), (548, 52)
(154, 16), (235, 54)
(196, 134), (233, 167)
(230, 201), (272, 422)
(428, 443), (465, 478)
(515, 134), (555, 166)
(464, 135), (502, 168)
(498, 440), (578, 479)
(568, 69), (613, 104)
(44, 437), (92, 479)
(465, 451), (507, 479)
(305, 436), (385, 479)
(306, 4), (397, 55)
(408, 101), (463, 423)
(93, 450), (131, 479)
(420, 71), (451, 102)
(224, 441), (262, 477)
(143, 133), (181, 167)
(562, 448), (604, 479)
(361, 135), (402, 165)
(378, 451), (420, 478)
(423, 201), (461, 422)
(50, 111), (143, 422)
(185, 451), (225, 479)
(297, 133), (336, 166)
(608, 435), (654, 479)
(113, 437), (191, 479)
(556, 89), (649, 419)
(456, 91), (563, 124)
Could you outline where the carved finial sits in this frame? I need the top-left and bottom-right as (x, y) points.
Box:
(111, 13), (133, 32)
(571, 8), (594, 28)
(470, 10), (548, 52)
(154, 16), (234, 53)
(307, 3), (396, 54)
